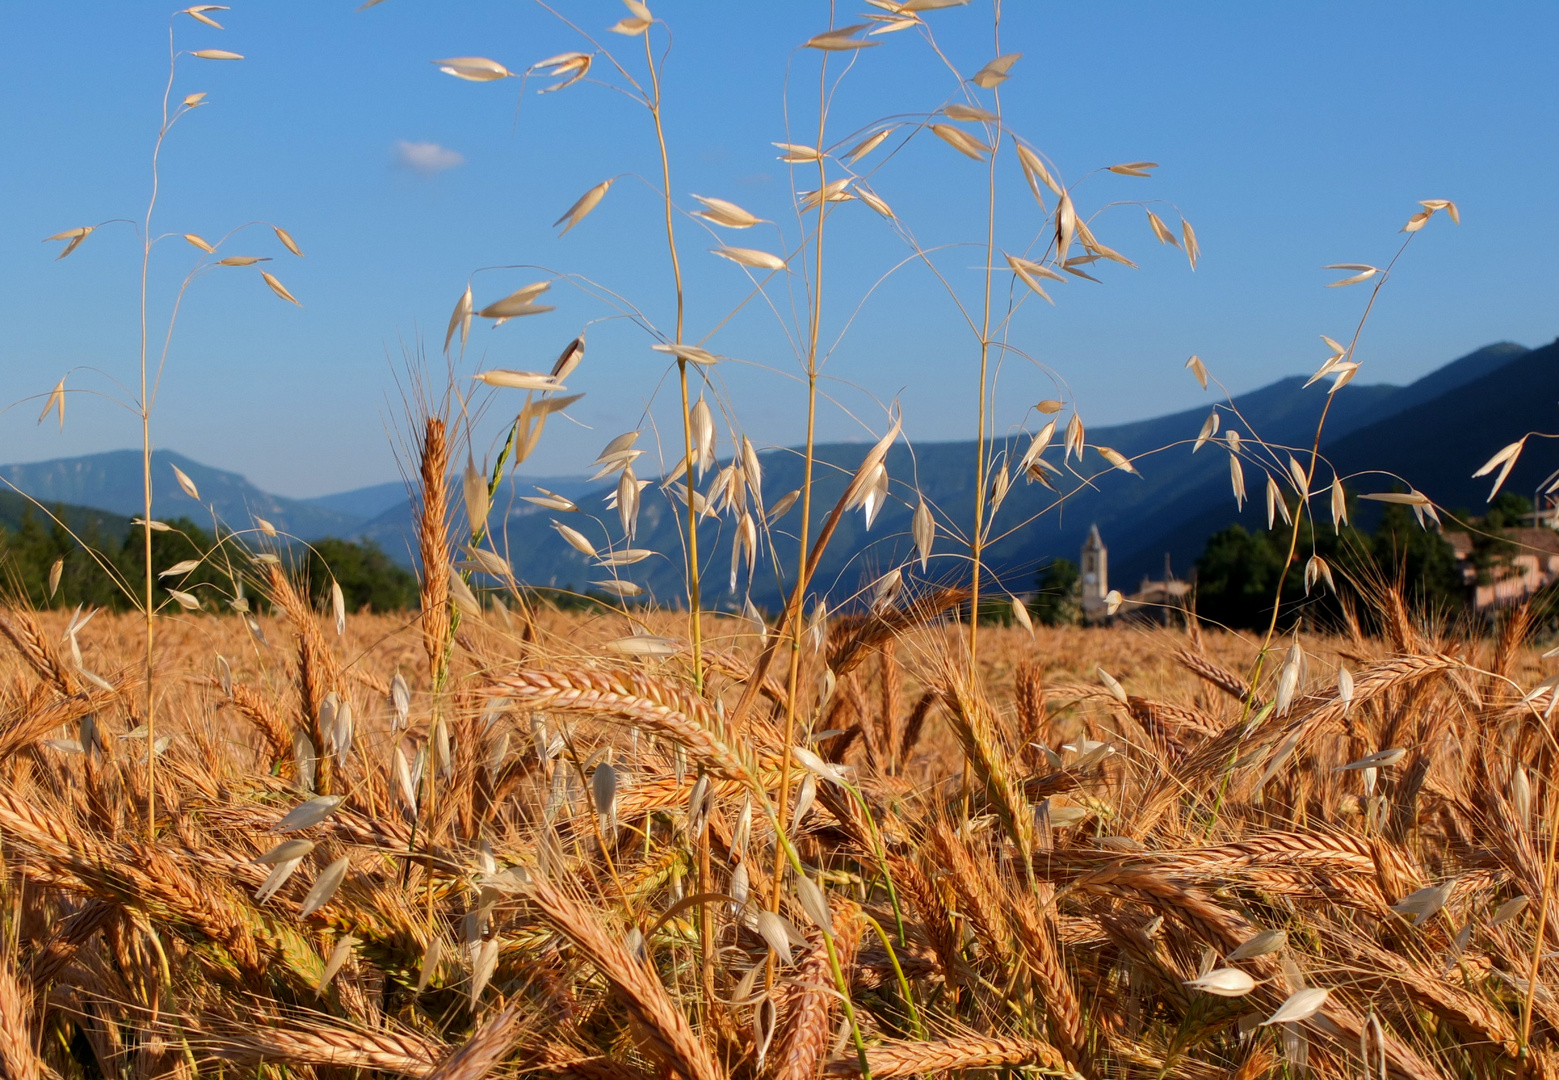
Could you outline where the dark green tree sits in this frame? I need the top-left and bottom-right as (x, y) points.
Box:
(306, 537), (419, 613)
(1194, 486), (1466, 631)
(1368, 502), (1466, 612)
(119, 517), (242, 613)
(0, 505), (133, 610)
(1192, 525), (1288, 631)
(1030, 557), (1080, 626)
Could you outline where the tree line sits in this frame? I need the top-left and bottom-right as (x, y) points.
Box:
(1029, 493), (1543, 631)
(0, 506), (419, 614)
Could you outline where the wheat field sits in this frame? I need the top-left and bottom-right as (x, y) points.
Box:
(9, 2), (1545, 1078)
(0, 582), (1554, 1080)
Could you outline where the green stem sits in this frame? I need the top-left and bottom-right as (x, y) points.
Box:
(860, 912), (924, 1040)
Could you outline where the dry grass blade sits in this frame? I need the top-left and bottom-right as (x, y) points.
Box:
(520, 876), (721, 1080)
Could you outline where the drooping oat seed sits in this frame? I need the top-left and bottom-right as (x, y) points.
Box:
(713, 246), (787, 271)
(930, 124), (990, 160)
(554, 180), (613, 235)
(806, 25), (877, 50)
(1186, 968), (1255, 997)
(972, 53), (1021, 87)
(773, 142), (822, 162)
(1262, 987), (1329, 1026)
(171, 463), (201, 500)
(844, 127), (897, 163)
(434, 57), (513, 81)
(444, 286), (473, 355)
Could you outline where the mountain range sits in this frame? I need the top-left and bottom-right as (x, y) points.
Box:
(0, 450), (367, 541)
(0, 337), (1551, 610)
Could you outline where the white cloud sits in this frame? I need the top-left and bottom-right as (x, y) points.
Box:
(393, 140), (464, 175)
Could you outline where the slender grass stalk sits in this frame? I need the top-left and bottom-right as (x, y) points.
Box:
(642, 34), (702, 690)
(1257, 237), (1414, 651)
(770, 16), (835, 928)
(638, 27), (716, 1014)
(443, 409), (527, 669)
(766, 806), (872, 1080)
(1206, 235), (1418, 835)
(139, 25), (184, 836)
(966, 3), (1004, 667)
(859, 912), (924, 1040)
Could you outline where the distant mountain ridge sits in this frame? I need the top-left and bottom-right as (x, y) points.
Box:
(301, 481), (408, 522)
(334, 339), (1542, 610)
(1076, 339), (1548, 589)
(0, 338), (1545, 610)
(0, 489), (131, 546)
(0, 450), (363, 541)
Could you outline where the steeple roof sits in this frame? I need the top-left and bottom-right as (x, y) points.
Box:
(1083, 523), (1104, 551)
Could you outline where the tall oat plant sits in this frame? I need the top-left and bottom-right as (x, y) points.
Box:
(39, 6), (303, 831)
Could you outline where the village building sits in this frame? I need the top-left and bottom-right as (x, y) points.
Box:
(1445, 527), (1559, 612)
(1078, 525), (1190, 624)
(1079, 524), (1110, 622)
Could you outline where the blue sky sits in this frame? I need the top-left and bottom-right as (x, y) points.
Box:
(2, 1), (1556, 497)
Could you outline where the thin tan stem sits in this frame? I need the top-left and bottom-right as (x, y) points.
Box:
(1258, 236), (1412, 652)
(770, 22), (833, 926)
(141, 25), (179, 836)
(966, 7), (1003, 666)
(643, 32), (701, 688)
